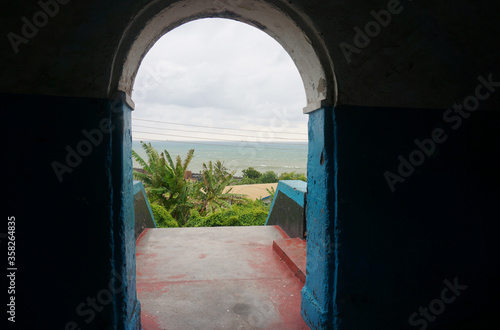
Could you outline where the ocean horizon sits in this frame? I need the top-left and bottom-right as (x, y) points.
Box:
(132, 140), (308, 176)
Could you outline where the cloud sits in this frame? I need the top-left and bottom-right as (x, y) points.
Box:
(132, 18), (307, 141)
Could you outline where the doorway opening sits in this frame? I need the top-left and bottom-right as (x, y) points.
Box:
(132, 18), (309, 328)
(110, 1), (337, 328)
(131, 17), (308, 197)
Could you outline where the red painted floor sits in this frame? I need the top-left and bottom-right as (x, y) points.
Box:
(136, 226), (309, 330)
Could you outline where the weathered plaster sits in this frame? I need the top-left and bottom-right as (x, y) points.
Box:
(301, 107), (338, 329)
(3, 1), (496, 108)
(110, 99), (142, 329)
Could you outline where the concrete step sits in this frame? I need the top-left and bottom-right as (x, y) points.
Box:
(273, 237), (307, 284)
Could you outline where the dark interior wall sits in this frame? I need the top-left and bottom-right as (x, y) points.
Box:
(1, 0), (499, 329)
(0, 93), (138, 329)
(1, 1), (499, 109)
(333, 104), (500, 329)
(300, 0), (500, 108)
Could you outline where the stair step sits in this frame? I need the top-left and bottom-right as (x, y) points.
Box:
(273, 238), (307, 284)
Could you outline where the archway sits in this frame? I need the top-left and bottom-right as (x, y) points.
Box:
(110, 0), (337, 113)
(110, 1), (338, 328)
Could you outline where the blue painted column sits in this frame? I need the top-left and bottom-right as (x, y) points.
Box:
(0, 92), (143, 328)
(301, 107), (338, 329)
(110, 97), (142, 329)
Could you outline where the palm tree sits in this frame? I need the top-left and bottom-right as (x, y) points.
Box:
(197, 160), (242, 215)
(132, 142), (195, 224)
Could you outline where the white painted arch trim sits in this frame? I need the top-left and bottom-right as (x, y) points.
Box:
(110, 0), (337, 113)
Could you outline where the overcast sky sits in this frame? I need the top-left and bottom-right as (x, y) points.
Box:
(131, 18), (308, 143)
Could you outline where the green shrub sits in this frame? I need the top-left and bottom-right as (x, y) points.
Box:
(278, 171), (307, 182)
(185, 209), (202, 227)
(151, 204), (179, 228)
(234, 177), (258, 185)
(259, 171), (278, 183)
(224, 215), (240, 226)
(242, 167), (262, 180)
(185, 199), (270, 227)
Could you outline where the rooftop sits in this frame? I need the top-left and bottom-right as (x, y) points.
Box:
(136, 226), (309, 329)
(224, 183), (278, 201)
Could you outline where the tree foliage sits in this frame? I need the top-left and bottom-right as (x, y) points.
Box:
(186, 199), (270, 227)
(132, 144), (306, 228)
(132, 142), (195, 225)
(236, 177), (260, 185)
(266, 186), (276, 201)
(235, 167), (307, 185)
(278, 171), (307, 182)
(196, 160), (242, 216)
(260, 171), (278, 183)
(242, 167), (262, 180)
(151, 204), (179, 228)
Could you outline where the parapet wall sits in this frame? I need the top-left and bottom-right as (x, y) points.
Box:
(265, 180), (307, 239)
(133, 181), (156, 240)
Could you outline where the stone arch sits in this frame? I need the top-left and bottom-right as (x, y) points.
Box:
(109, 0), (337, 112)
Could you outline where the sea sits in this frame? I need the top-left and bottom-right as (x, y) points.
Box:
(132, 140), (308, 176)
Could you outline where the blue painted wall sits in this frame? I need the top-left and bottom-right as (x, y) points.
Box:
(265, 180), (307, 223)
(133, 180), (157, 238)
(2, 92), (498, 330)
(301, 105), (500, 329)
(301, 107), (338, 329)
(0, 93), (141, 329)
(110, 99), (141, 329)
(265, 180), (307, 238)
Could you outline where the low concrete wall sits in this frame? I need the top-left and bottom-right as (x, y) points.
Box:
(265, 180), (307, 238)
(133, 181), (156, 240)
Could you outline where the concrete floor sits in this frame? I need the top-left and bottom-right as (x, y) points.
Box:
(136, 226), (309, 330)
